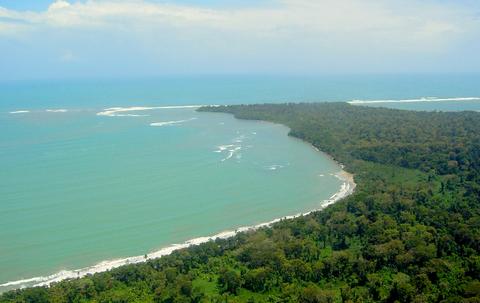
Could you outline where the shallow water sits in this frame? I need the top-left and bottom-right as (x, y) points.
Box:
(0, 106), (343, 291)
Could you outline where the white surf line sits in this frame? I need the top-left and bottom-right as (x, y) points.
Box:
(96, 105), (204, 117)
(348, 97), (480, 104)
(45, 109), (68, 113)
(0, 170), (355, 290)
(9, 110), (30, 114)
(150, 118), (197, 127)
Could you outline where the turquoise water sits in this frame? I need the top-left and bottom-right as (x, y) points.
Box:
(1, 74), (479, 291)
(0, 106), (342, 291)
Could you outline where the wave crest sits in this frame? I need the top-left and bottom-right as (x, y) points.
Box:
(150, 118), (197, 127)
(45, 109), (68, 113)
(348, 97), (480, 104)
(97, 106), (202, 117)
(9, 110), (30, 114)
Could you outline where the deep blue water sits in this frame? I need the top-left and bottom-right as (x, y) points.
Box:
(1, 74), (479, 111)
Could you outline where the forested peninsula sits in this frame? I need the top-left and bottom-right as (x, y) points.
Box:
(2, 103), (479, 303)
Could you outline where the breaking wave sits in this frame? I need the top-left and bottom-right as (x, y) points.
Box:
(9, 110), (30, 114)
(348, 97), (480, 104)
(215, 134), (248, 162)
(266, 164), (285, 171)
(45, 109), (68, 113)
(96, 106), (203, 117)
(150, 118), (197, 127)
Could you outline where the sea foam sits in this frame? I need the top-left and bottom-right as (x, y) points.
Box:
(9, 110), (30, 114)
(214, 144), (235, 153)
(348, 97), (480, 104)
(221, 146), (241, 162)
(266, 164), (284, 171)
(0, 171), (355, 291)
(150, 118), (197, 127)
(45, 109), (68, 113)
(215, 134), (247, 162)
(97, 105), (203, 117)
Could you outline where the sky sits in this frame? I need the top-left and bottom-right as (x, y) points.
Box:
(0, 0), (479, 80)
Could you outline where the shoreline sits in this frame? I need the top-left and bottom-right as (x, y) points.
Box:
(0, 108), (356, 292)
(348, 96), (480, 104)
(0, 169), (356, 291)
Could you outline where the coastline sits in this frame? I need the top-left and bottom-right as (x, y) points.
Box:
(0, 109), (356, 292)
(0, 169), (356, 291)
(348, 96), (480, 104)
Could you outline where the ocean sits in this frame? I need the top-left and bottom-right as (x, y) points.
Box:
(0, 74), (479, 292)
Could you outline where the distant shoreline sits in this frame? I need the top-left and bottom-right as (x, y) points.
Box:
(348, 96), (480, 104)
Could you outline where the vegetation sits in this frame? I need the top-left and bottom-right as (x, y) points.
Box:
(2, 103), (479, 302)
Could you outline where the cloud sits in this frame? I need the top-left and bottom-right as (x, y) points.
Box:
(0, 0), (474, 41)
(0, 0), (479, 77)
(49, 0), (71, 10)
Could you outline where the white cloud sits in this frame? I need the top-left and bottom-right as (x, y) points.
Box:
(0, 0), (475, 39)
(49, 0), (71, 11)
(0, 0), (479, 75)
